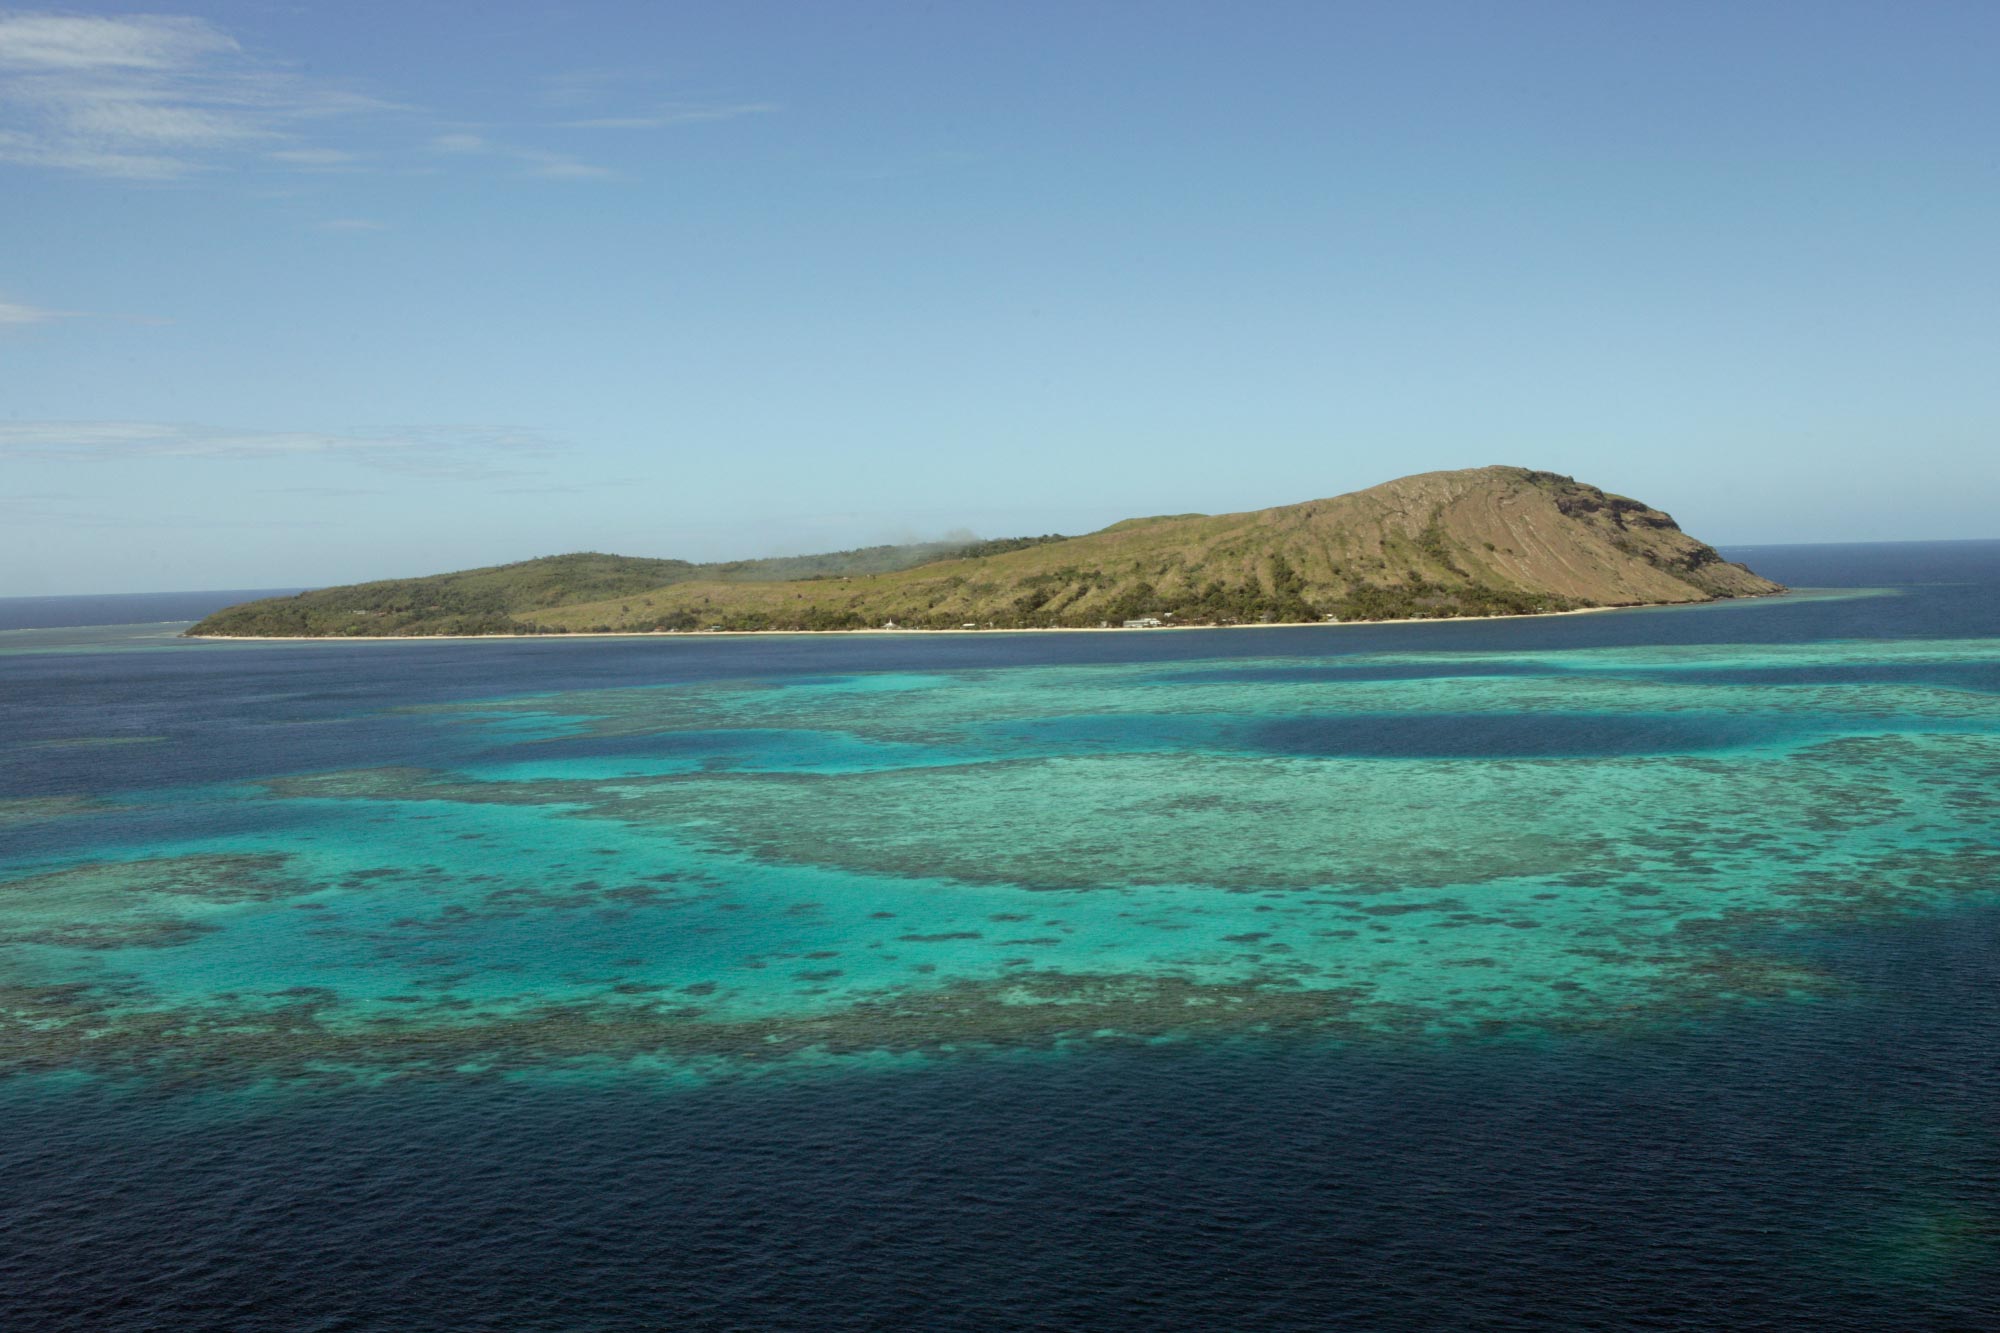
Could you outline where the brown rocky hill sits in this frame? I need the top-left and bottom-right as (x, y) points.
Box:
(189, 466), (1781, 636)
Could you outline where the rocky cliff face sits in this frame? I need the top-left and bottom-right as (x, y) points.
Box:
(1258, 466), (1779, 607)
(517, 466), (1778, 631)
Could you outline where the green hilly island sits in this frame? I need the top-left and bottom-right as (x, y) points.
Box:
(187, 466), (1782, 637)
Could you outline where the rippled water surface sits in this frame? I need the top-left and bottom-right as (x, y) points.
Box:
(2, 543), (1997, 1330)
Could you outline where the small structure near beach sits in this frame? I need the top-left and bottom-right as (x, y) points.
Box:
(1123, 616), (1164, 629)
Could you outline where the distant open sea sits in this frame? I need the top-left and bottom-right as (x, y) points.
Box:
(2, 543), (1997, 1331)
(0, 588), (304, 632)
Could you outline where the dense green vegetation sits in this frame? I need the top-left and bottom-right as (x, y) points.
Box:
(189, 466), (1782, 637)
(948, 534), (1072, 560)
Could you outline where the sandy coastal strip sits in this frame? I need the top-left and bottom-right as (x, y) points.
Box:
(180, 602), (1700, 642)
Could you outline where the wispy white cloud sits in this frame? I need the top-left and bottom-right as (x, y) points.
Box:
(535, 68), (632, 109)
(0, 16), (771, 185)
(516, 148), (613, 180)
(267, 146), (360, 167)
(0, 12), (231, 71)
(0, 420), (560, 479)
(560, 102), (778, 130)
(0, 295), (68, 324)
(0, 124), (182, 177)
(0, 11), (398, 178)
(428, 129), (612, 180)
(0, 294), (168, 327)
(0, 493), (341, 531)
(537, 68), (778, 144)
(488, 475), (643, 496)
(556, 117), (659, 131)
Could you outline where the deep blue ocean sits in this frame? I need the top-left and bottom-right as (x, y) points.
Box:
(0, 588), (303, 632)
(2, 543), (1997, 1331)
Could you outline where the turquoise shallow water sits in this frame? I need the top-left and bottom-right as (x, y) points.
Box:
(3, 563), (1997, 1086)
(3, 545), (2000, 1330)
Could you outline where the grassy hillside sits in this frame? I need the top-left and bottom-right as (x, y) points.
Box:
(184, 541), (1059, 636)
(189, 467), (1781, 636)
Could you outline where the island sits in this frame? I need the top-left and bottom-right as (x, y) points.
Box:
(186, 466), (1783, 637)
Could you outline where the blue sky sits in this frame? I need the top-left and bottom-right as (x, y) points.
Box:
(2, 1), (1995, 594)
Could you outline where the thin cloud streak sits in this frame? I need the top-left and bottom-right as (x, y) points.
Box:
(0, 420), (562, 480)
(267, 146), (361, 167)
(560, 101), (779, 129)
(517, 148), (614, 179)
(0, 296), (68, 324)
(0, 12), (233, 71)
(0, 11), (400, 177)
(0, 296), (168, 327)
(427, 130), (613, 180)
(1, 17), (773, 183)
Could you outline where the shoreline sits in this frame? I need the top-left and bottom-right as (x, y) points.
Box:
(181, 598), (1781, 643)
